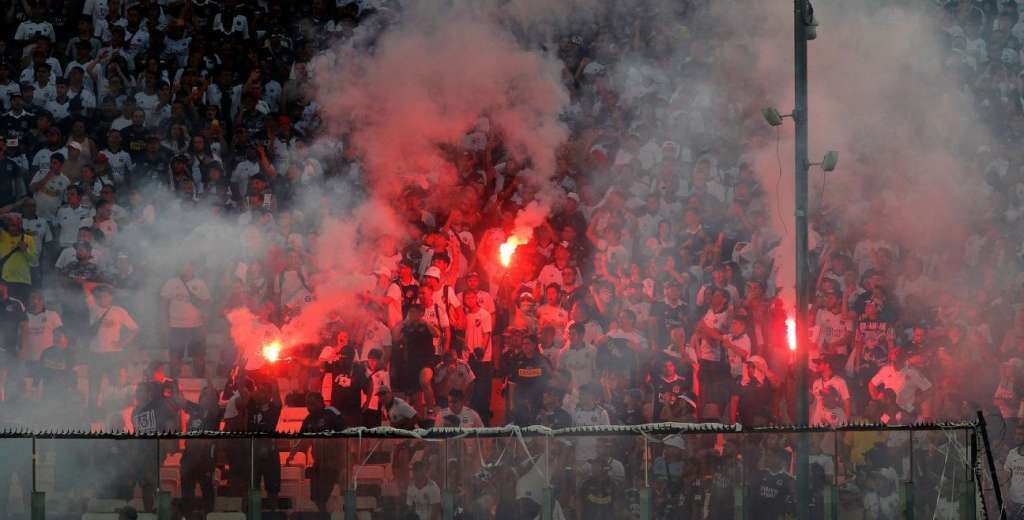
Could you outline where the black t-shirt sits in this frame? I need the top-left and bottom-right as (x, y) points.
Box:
(392, 280), (419, 318)
(131, 397), (180, 434)
(300, 406), (346, 469)
(246, 399), (282, 457)
(38, 345), (74, 399)
(751, 469), (796, 519)
(323, 358), (368, 415)
(736, 380), (774, 426)
(505, 353), (552, 394)
(0, 159), (24, 208)
(246, 400), (282, 433)
(535, 406), (572, 429)
(0, 297), (26, 354)
(578, 477), (618, 519)
(650, 300), (688, 349)
(394, 320), (435, 394)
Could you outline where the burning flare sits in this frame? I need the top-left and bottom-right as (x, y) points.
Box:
(262, 341), (282, 363)
(500, 236), (524, 267)
(786, 317), (797, 351)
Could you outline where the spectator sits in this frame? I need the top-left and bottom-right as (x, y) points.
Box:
(159, 260), (210, 377)
(810, 357), (851, 426)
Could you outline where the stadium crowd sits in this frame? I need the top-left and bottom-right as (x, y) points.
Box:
(0, 0), (1022, 518)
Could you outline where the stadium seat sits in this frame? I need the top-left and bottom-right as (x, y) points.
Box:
(280, 451), (306, 466)
(213, 497), (243, 512)
(163, 452), (182, 467)
(206, 513), (246, 520)
(82, 514), (119, 520)
(86, 499), (129, 513)
(276, 406), (308, 432)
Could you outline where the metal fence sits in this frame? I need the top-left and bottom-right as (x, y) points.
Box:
(0, 420), (996, 520)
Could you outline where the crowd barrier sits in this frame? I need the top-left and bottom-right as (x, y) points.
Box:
(0, 418), (999, 520)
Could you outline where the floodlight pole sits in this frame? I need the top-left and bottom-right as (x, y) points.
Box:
(793, 1), (811, 519)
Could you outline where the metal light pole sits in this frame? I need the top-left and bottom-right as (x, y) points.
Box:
(793, 1), (811, 520)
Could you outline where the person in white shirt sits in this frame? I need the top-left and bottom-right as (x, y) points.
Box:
(722, 316), (752, 380)
(18, 199), (51, 267)
(378, 385), (418, 429)
(462, 290), (492, 362)
(573, 384), (611, 465)
(458, 271), (495, 314)
(99, 129), (133, 183)
(1003, 428), (1024, 515)
(14, 8), (56, 43)
(160, 261), (210, 378)
(557, 322), (597, 391)
(868, 348), (932, 421)
(19, 291), (61, 363)
(406, 460), (441, 520)
(810, 357), (851, 426)
(231, 146), (262, 197)
(29, 154), (71, 219)
(356, 314), (392, 362)
(360, 349), (390, 427)
(84, 282), (138, 411)
(55, 186), (94, 248)
(434, 388), (483, 428)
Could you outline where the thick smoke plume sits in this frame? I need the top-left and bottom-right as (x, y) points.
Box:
(735, 0), (994, 302)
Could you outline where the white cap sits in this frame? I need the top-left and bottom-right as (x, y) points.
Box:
(424, 266), (442, 279)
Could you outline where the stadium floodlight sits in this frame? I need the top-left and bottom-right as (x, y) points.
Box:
(810, 151), (839, 172)
(761, 107), (791, 127)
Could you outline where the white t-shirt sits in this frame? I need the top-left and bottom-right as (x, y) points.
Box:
(573, 405), (611, 464)
(22, 310), (61, 361)
(811, 375), (850, 426)
(54, 204), (95, 247)
(814, 308), (851, 355)
(160, 277), (209, 329)
(30, 171), (70, 218)
(435, 406), (483, 428)
(99, 150), (132, 183)
(463, 307), (493, 361)
(21, 216), (51, 263)
(88, 302), (138, 353)
(696, 308), (731, 362)
(557, 344), (597, 389)
(231, 160), (261, 197)
(406, 480), (441, 520)
(537, 304), (569, 335)
(870, 365), (932, 413)
(359, 319), (392, 361)
(1004, 447), (1024, 504)
(362, 369), (390, 411)
(725, 333), (752, 378)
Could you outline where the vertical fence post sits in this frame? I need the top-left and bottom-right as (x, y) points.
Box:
(442, 438), (455, 520)
(902, 430), (914, 520)
(541, 436), (553, 520)
(30, 437), (43, 520)
(960, 429), (977, 520)
(156, 439), (172, 520)
(640, 436), (652, 520)
(345, 438), (356, 520)
(248, 437), (261, 520)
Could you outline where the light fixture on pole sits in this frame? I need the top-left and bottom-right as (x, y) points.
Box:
(761, 107), (793, 127)
(811, 151), (839, 172)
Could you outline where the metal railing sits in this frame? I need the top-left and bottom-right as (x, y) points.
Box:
(0, 419), (996, 520)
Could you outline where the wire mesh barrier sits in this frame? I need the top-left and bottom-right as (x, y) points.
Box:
(0, 420), (999, 520)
